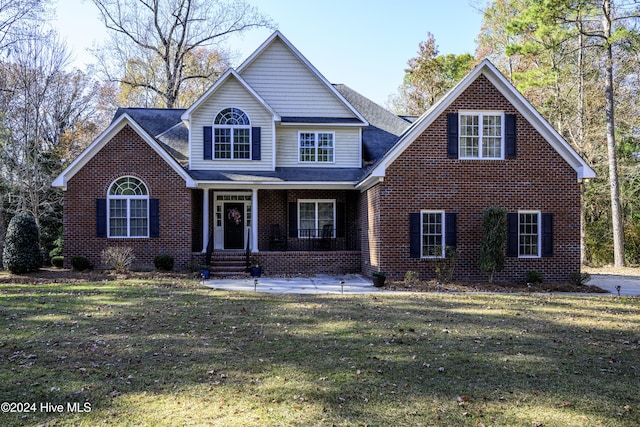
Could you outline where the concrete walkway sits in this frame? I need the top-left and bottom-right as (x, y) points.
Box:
(588, 274), (640, 296)
(202, 273), (640, 296)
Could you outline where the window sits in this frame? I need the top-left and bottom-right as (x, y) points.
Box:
(298, 200), (335, 238)
(421, 211), (444, 258)
(213, 108), (251, 159)
(459, 112), (503, 159)
(519, 211), (541, 257)
(108, 177), (149, 237)
(299, 132), (334, 162)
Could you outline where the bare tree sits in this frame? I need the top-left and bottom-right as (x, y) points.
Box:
(0, 0), (46, 52)
(90, 0), (273, 108)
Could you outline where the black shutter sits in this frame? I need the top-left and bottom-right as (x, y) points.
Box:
(203, 126), (212, 160)
(409, 212), (421, 258)
(505, 114), (517, 159)
(288, 202), (297, 238)
(251, 127), (261, 160)
(507, 212), (518, 257)
(336, 202), (345, 238)
(149, 198), (160, 238)
(96, 199), (107, 238)
(447, 113), (458, 159)
(541, 213), (553, 257)
(445, 212), (457, 248)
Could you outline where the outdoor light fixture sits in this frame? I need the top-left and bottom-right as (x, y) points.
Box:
(254, 279), (258, 292)
(615, 285), (621, 296)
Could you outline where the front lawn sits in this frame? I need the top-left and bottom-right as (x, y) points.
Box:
(0, 278), (638, 426)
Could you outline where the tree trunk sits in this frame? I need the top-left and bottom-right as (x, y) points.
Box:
(602, 0), (625, 267)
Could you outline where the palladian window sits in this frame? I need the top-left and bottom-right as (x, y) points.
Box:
(108, 177), (149, 237)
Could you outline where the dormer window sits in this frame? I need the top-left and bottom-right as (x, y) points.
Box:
(213, 108), (251, 159)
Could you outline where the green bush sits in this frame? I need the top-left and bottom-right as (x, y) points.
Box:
(526, 270), (544, 285)
(2, 213), (43, 274)
(51, 256), (64, 268)
(154, 254), (174, 271)
(71, 256), (92, 271)
(479, 206), (507, 283)
(49, 235), (63, 258)
(569, 272), (591, 286)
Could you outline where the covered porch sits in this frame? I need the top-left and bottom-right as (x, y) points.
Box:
(191, 187), (362, 275)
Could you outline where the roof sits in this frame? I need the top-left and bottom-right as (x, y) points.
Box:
(333, 84), (409, 164)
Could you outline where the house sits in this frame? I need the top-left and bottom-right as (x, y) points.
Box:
(52, 31), (595, 283)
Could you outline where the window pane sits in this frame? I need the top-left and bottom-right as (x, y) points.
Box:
(299, 202), (315, 235)
(422, 212), (443, 257)
(459, 115), (479, 158)
(519, 213), (539, 256)
(317, 133), (334, 162)
(234, 128), (250, 159)
(482, 115), (502, 158)
(129, 199), (148, 237)
(214, 128), (231, 159)
(299, 133), (316, 162)
(109, 199), (127, 237)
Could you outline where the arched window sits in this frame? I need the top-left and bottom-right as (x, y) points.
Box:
(108, 177), (149, 237)
(213, 107), (251, 159)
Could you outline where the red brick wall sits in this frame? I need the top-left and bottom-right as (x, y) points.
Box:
(364, 75), (582, 283)
(63, 125), (193, 270)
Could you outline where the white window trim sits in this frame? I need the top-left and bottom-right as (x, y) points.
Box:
(297, 131), (335, 163)
(213, 107), (252, 160)
(518, 210), (541, 258)
(420, 210), (445, 259)
(107, 177), (149, 238)
(297, 199), (336, 238)
(458, 111), (505, 160)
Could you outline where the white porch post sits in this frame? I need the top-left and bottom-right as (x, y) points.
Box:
(251, 188), (259, 252)
(201, 188), (210, 252)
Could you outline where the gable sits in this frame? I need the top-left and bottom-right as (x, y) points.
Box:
(52, 114), (196, 190)
(358, 59), (596, 190)
(238, 34), (364, 121)
(188, 74), (275, 171)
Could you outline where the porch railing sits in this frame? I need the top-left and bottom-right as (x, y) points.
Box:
(264, 226), (360, 252)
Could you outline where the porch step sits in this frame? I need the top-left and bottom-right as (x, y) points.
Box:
(210, 251), (250, 278)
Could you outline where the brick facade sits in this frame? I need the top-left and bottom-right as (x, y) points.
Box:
(361, 75), (581, 283)
(63, 125), (193, 270)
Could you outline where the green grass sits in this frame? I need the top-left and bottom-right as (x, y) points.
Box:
(0, 278), (639, 426)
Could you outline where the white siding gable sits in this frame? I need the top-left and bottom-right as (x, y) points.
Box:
(240, 38), (356, 118)
(190, 75), (274, 171)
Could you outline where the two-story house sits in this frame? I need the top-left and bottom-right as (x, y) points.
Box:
(52, 31), (595, 282)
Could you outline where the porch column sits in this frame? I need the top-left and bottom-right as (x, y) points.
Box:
(201, 188), (210, 252)
(251, 188), (259, 252)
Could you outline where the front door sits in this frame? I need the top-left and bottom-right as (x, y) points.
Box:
(224, 202), (245, 249)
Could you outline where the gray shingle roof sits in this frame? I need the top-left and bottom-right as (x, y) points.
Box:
(332, 84), (409, 163)
(112, 85), (410, 183)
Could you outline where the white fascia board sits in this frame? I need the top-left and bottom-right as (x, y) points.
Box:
(52, 114), (196, 190)
(278, 122), (367, 127)
(195, 181), (357, 190)
(238, 31), (369, 127)
(181, 70), (280, 123)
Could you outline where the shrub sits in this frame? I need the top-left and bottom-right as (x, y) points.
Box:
(569, 272), (591, 286)
(49, 235), (64, 258)
(71, 256), (92, 271)
(2, 213), (43, 274)
(51, 256), (64, 268)
(154, 254), (174, 271)
(479, 206), (507, 283)
(101, 246), (135, 273)
(526, 270), (544, 285)
(404, 270), (419, 286)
